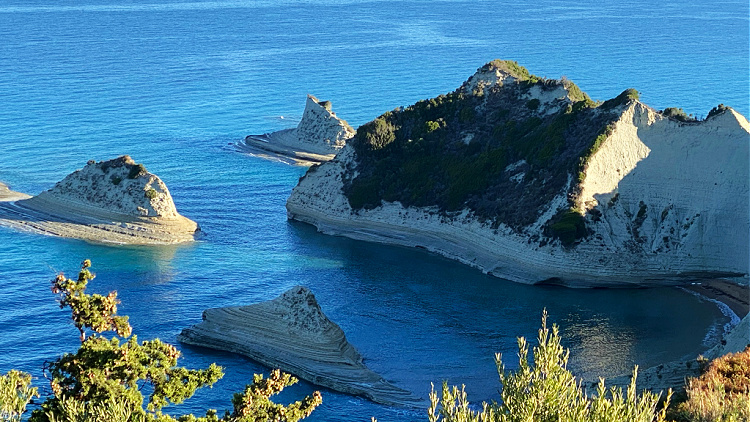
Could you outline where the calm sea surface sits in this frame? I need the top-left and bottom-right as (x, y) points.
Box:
(0, 1), (747, 420)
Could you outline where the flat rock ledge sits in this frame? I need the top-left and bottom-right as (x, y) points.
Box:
(0, 156), (198, 245)
(177, 286), (422, 407)
(239, 95), (355, 166)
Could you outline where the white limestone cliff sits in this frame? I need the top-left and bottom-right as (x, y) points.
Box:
(0, 156), (198, 244)
(241, 95), (355, 165)
(286, 101), (749, 286)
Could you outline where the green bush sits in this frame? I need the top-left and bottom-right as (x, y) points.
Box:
(128, 164), (147, 179)
(145, 188), (158, 200)
(0, 260), (321, 422)
(662, 108), (696, 122)
(526, 99), (540, 110)
(547, 209), (587, 246)
(707, 104), (730, 119)
(601, 89), (639, 109)
(427, 310), (671, 422)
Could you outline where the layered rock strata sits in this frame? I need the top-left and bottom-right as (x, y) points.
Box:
(0, 156), (198, 244)
(178, 286), (421, 407)
(287, 61), (750, 286)
(240, 95), (355, 165)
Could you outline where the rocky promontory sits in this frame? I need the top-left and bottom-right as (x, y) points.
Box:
(178, 286), (421, 407)
(0, 156), (198, 244)
(240, 95), (355, 165)
(287, 60), (750, 286)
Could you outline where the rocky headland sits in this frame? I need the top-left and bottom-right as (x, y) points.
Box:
(240, 94), (355, 165)
(0, 156), (198, 244)
(287, 60), (750, 287)
(178, 286), (421, 407)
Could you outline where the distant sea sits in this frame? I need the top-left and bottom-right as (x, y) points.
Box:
(0, 1), (747, 421)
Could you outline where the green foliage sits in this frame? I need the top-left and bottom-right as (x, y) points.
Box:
(19, 260), (321, 422)
(317, 100), (332, 111)
(128, 164), (147, 179)
(145, 189), (158, 200)
(547, 209), (587, 246)
(707, 104), (731, 119)
(601, 89), (639, 109)
(0, 370), (38, 422)
(356, 117), (397, 151)
(526, 99), (540, 110)
(662, 108), (697, 122)
(343, 66), (619, 229)
(111, 176), (122, 186)
(427, 310), (671, 422)
(482, 60), (537, 82)
(425, 120), (441, 133)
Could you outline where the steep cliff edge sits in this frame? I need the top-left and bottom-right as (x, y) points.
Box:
(178, 286), (421, 407)
(240, 95), (355, 165)
(287, 60), (750, 286)
(0, 156), (198, 244)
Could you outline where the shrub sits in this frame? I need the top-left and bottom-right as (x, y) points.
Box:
(145, 188), (158, 200)
(2, 260), (322, 422)
(111, 176), (122, 186)
(662, 107), (697, 122)
(526, 98), (540, 110)
(357, 117), (397, 151)
(671, 347), (750, 422)
(128, 164), (147, 179)
(707, 104), (730, 119)
(425, 120), (441, 133)
(428, 310), (671, 422)
(547, 209), (587, 246)
(0, 371), (38, 422)
(318, 100), (332, 111)
(601, 88), (639, 109)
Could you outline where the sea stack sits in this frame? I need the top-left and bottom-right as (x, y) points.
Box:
(241, 94), (355, 165)
(286, 60), (750, 287)
(178, 286), (421, 407)
(0, 156), (198, 244)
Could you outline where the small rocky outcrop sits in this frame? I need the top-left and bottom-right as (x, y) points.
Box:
(178, 286), (421, 407)
(240, 95), (355, 165)
(0, 156), (198, 244)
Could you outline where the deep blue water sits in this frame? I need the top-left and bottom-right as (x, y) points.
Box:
(0, 1), (747, 420)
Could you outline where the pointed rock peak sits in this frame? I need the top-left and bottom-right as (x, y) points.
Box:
(460, 60), (536, 95)
(307, 94), (333, 113)
(705, 105), (750, 133)
(266, 286), (332, 333)
(297, 94), (355, 149)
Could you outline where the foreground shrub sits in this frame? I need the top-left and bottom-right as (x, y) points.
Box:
(671, 347), (750, 422)
(0, 260), (320, 422)
(428, 310), (671, 422)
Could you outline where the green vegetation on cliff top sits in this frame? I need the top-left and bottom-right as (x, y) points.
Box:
(343, 60), (633, 243)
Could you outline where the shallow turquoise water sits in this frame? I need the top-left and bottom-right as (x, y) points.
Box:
(0, 1), (747, 420)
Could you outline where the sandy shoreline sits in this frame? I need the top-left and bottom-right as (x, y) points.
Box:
(682, 278), (750, 318)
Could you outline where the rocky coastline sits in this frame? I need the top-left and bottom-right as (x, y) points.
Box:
(0, 156), (198, 244)
(178, 286), (422, 407)
(239, 95), (355, 165)
(287, 61), (750, 287)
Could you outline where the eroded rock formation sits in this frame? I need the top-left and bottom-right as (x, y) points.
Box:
(178, 286), (421, 407)
(0, 156), (198, 244)
(241, 95), (355, 165)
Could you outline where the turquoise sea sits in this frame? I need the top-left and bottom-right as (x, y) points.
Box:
(0, 1), (747, 420)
